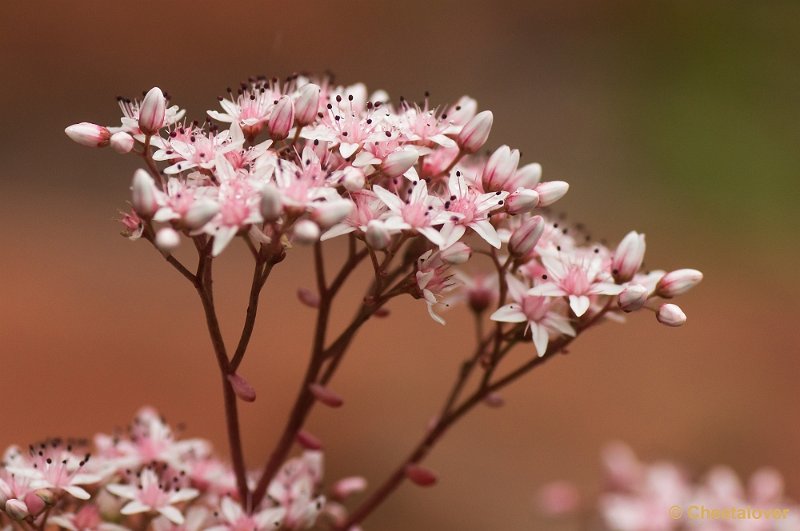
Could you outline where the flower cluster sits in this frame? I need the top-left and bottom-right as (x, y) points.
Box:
(0, 408), (361, 530)
(66, 75), (701, 348)
(538, 443), (800, 530)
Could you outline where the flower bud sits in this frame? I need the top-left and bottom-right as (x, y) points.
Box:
(481, 145), (520, 192)
(656, 303), (686, 327)
(227, 373), (256, 402)
(381, 149), (418, 178)
(535, 181), (569, 207)
(513, 163), (542, 188)
(656, 269), (703, 298)
(155, 227), (180, 253)
(5, 499), (29, 520)
(618, 284), (648, 312)
(332, 477), (367, 500)
(183, 199), (219, 229)
(131, 169), (158, 218)
(260, 185), (283, 221)
(456, 110), (493, 153)
(612, 231), (646, 282)
(23, 491), (45, 516)
(296, 430), (322, 450)
(295, 83), (321, 126)
(537, 481), (581, 517)
(309, 383), (344, 408)
(109, 131), (134, 153)
(268, 96), (294, 140)
(441, 242), (472, 265)
(505, 189), (539, 215)
(484, 393), (505, 408)
(311, 200), (353, 228)
(138, 87), (166, 135)
(365, 220), (390, 250)
(65, 122), (111, 147)
(297, 287), (320, 308)
(292, 220), (320, 245)
(341, 167), (365, 191)
(509, 215), (545, 257)
(404, 464), (437, 487)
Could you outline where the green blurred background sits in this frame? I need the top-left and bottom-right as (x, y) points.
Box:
(1, 1), (798, 529)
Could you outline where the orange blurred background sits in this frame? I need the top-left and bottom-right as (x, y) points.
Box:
(1, 2), (798, 529)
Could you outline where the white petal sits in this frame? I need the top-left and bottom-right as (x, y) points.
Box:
(569, 295), (591, 317)
(528, 283), (566, 297)
(320, 223), (355, 241)
(373, 185), (404, 212)
(469, 220), (501, 248)
(339, 142), (360, 158)
(530, 323), (549, 357)
(490, 304), (528, 323)
(63, 486), (91, 500)
(590, 282), (625, 296)
(120, 500), (151, 515)
(106, 484), (137, 500)
(212, 226), (238, 256)
(544, 313), (576, 337)
(157, 505), (185, 525)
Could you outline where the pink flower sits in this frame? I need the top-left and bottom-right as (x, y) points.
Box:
(438, 171), (508, 249)
(490, 275), (575, 356)
(267, 452), (325, 530)
(208, 80), (280, 140)
(106, 468), (198, 525)
(5, 440), (101, 501)
(373, 181), (446, 247)
(205, 497), (284, 531)
(415, 250), (458, 324)
(529, 252), (623, 317)
(48, 504), (128, 531)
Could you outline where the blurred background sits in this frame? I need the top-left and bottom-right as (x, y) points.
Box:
(1, 1), (798, 529)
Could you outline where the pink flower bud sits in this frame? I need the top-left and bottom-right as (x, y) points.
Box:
(227, 373), (256, 402)
(441, 242), (472, 264)
(618, 284), (648, 312)
(612, 231), (646, 282)
(656, 303), (686, 327)
(297, 430), (322, 450)
(65, 122), (111, 147)
(297, 287), (320, 308)
(109, 131), (134, 153)
(484, 393), (505, 408)
(23, 491), (45, 516)
(535, 181), (569, 207)
(295, 83), (321, 126)
(750, 468), (784, 504)
(131, 169), (158, 218)
(33, 490), (55, 507)
(183, 199), (219, 229)
(509, 215), (545, 257)
(505, 189), (539, 215)
(656, 269), (703, 298)
(536, 481), (581, 517)
(513, 162), (542, 188)
(456, 110), (493, 153)
(341, 167), (365, 191)
(481, 145), (520, 192)
(405, 464), (437, 487)
(381, 149), (418, 178)
(5, 499), (29, 520)
(332, 476), (367, 500)
(268, 96), (294, 140)
(365, 220), (390, 250)
(309, 383), (344, 408)
(311, 200), (353, 228)
(292, 220), (320, 245)
(138, 87), (166, 135)
(260, 185), (283, 221)
(155, 227), (180, 253)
